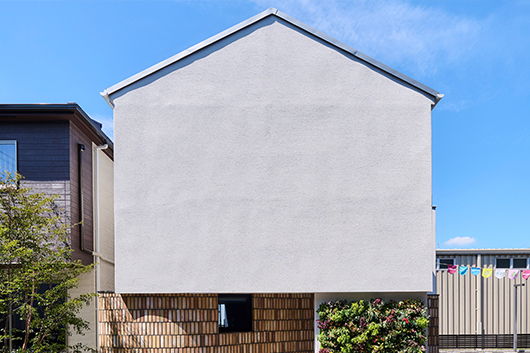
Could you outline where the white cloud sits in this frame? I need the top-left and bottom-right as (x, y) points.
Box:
(91, 114), (114, 141)
(444, 236), (476, 246)
(252, 0), (481, 77)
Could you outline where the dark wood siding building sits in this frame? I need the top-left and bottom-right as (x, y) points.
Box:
(0, 104), (113, 264)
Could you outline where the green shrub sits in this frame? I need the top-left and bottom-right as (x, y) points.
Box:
(317, 298), (428, 353)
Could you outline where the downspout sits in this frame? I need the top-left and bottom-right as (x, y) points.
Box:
(93, 143), (108, 352)
(432, 205), (437, 294)
(477, 254), (482, 342)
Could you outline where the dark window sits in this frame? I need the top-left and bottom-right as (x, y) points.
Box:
(496, 258), (510, 269)
(438, 258), (455, 270)
(513, 258), (528, 269)
(218, 294), (252, 333)
(0, 140), (17, 176)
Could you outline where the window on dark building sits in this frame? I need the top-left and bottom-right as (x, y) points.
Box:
(0, 140), (17, 176)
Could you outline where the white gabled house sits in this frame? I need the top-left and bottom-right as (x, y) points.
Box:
(99, 8), (442, 353)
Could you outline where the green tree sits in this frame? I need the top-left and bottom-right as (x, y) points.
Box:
(0, 173), (94, 352)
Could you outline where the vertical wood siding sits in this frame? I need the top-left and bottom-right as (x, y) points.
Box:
(98, 293), (314, 353)
(70, 122), (94, 264)
(0, 121), (72, 234)
(0, 121), (70, 180)
(0, 120), (97, 265)
(437, 254), (530, 335)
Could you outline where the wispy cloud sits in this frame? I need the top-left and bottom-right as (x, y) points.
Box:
(91, 114), (114, 141)
(445, 236), (476, 246)
(252, 0), (481, 77)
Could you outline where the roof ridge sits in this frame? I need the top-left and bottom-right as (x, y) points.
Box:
(102, 8), (442, 108)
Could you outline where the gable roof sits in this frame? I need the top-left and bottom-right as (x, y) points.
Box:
(101, 7), (443, 108)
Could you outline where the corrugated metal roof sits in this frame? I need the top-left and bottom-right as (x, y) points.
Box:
(437, 248), (530, 255)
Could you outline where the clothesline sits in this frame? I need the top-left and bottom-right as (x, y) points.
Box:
(446, 265), (530, 280)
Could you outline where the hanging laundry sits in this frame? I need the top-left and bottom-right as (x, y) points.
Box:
(495, 269), (506, 279)
(482, 268), (493, 278)
(448, 265), (457, 274)
(508, 270), (519, 280)
(471, 267), (481, 276)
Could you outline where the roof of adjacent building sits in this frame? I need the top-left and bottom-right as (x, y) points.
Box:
(101, 7), (443, 108)
(437, 248), (530, 255)
(0, 103), (113, 152)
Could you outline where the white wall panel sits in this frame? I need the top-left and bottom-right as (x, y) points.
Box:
(111, 17), (436, 294)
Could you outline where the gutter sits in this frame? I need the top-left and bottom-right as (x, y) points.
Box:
(433, 94), (444, 108)
(100, 90), (114, 110)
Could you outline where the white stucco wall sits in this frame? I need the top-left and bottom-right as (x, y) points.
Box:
(96, 148), (115, 292)
(111, 17), (436, 294)
(68, 269), (96, 350)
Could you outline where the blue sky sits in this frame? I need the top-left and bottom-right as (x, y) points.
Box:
(1, 0), (529, 249)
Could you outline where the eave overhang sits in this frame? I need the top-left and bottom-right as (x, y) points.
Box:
(0, 103), (114, 158)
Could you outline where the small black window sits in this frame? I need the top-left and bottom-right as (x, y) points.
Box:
(513, 258), (528, 269)
(438, 258), (455, 270)
(218, 294), (252, 333)
(496, 258), (510, 269)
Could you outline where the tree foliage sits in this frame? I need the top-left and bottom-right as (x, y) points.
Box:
(0, 173), (94, 352)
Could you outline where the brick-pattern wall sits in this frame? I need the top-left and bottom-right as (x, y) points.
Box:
(98, 293), (314, 353)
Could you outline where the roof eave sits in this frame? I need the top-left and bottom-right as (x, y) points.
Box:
(437, 248), (530, 255)
(104, 7), (279, 101)
(0, 103), (114, 151)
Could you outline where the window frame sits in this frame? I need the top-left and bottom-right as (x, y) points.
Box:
(0, 140), (17, 176)
(512, 257), (529, 269)
(495, 257), (529, 269)
(495, 258), (511, 269)
(218, 294), (253, 333)
(437, 258), (455, 270)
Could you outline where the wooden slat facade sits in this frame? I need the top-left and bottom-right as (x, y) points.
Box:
(98, 293), (314, 353)
(69, 121), (95, 264)
(427, 294), (439, 353)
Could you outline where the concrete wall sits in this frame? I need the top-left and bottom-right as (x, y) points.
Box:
(111, 17), (436, 294)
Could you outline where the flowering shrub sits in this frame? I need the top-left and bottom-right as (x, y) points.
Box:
(316, 298), (428, 353)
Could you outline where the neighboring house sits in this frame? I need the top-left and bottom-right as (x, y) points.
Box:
(436, 248), (530, 349)
(99, 8), (442, 353)
(0, 103), (115, 351)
